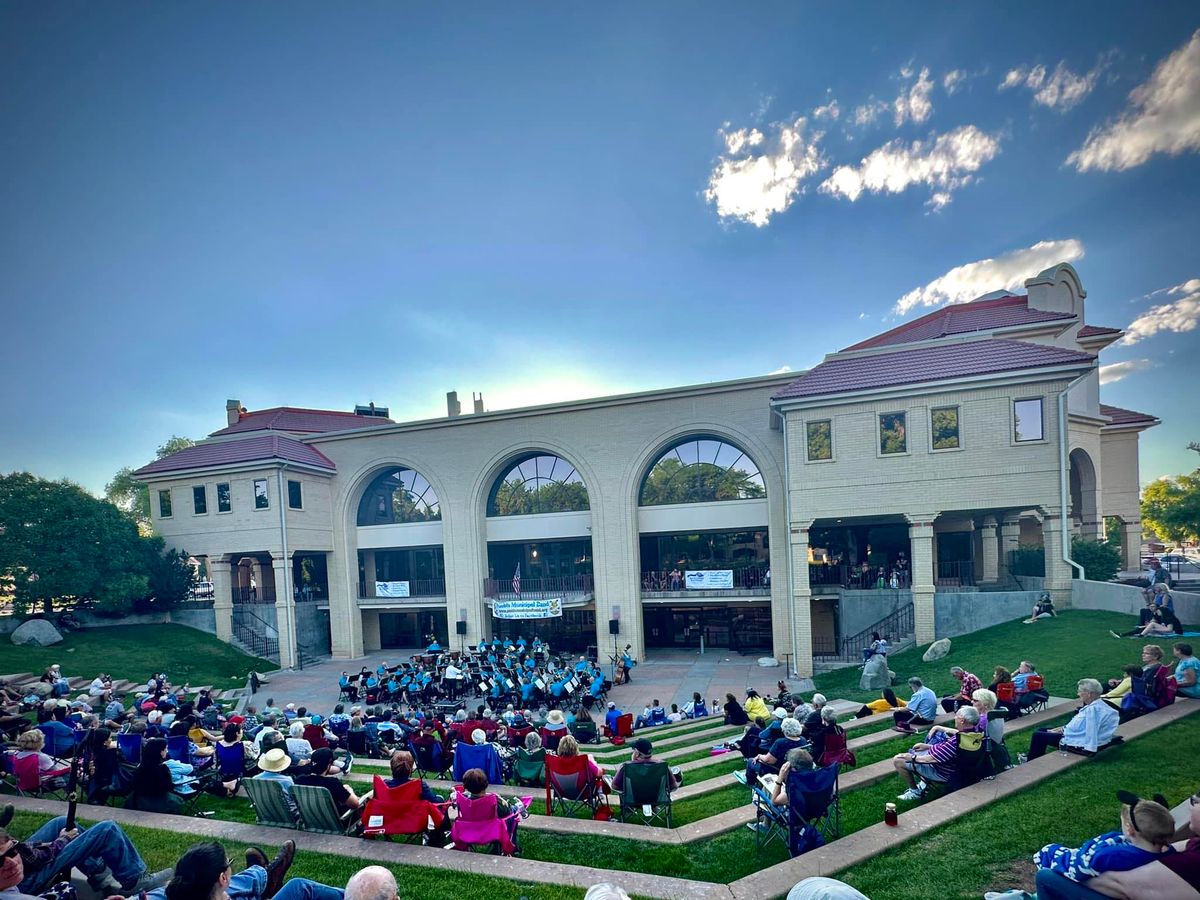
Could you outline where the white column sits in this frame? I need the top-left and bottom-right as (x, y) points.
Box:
(1042, 511), (1074, 607)
(1120, 520), (1142, 572)
(908, 514), (937, 645)
(979, 516), (999, 583)
(273, 555), (297, 668)
(790, 522), (814, 677)
(208, 557), (234, 643)
(999, 515), (1022, 580)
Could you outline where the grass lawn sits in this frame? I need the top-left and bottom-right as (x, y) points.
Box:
(0, 624), (275, 691)
(811, 609), (1178, 704)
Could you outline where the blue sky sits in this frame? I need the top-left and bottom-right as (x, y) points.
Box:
(2, 2), (1198, 494)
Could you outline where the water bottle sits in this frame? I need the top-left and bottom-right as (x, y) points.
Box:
(884, 802), (898, 826)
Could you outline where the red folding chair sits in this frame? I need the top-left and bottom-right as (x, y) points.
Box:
(545, 753), (607, 819)
(302, 724), (330, 750)
(995, 682), (1017, 705)
(817, 728), (856, 768)
(360, 775), (447, 843)
(605, 713), (633, 744)
(10, 753), (69, 799)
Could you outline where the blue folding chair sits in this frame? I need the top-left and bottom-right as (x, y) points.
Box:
(116, 733), (142, 764)
(784, 764), (841, 857)
(166, 734), (191, 762)
(452, 741), (503, 785)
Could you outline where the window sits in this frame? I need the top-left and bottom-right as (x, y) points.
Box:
(287, 479), (303, 510)
(878, 412), (907, 455)
(192, 485), (207, 515)
(1014, 398), (1044, 442)
(489, 453), (590, 516)
(254, 479), (270, 509)
(216, 482), (231, 513)
(639, 437), (763, 506)
(930, 406), (960, 450)
(806, 420), (833, 461)
(158, 489), (172, 518)
(357, 467), (441, 525)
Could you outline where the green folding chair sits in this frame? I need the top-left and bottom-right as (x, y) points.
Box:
(292, 784), (358, 835)
(569, 719), (599, 745)
(617, 761), (672, 827)
(243, 777), (299, 828)
(512, 747), (546, 787)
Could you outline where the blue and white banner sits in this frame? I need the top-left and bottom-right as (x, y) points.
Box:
(685, 569), (733, 590)
(493, 597), (563, 620)
(375, 580), (410, 598)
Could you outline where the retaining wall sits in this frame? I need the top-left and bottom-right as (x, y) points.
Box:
(933, 590), (1041, 639)
(1072, 579), (1200, 626)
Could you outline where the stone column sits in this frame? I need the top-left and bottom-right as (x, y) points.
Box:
(252, 560), (267, 601)
(789, 521), (814, 677)
(1042, 512), (1074, 608)
(1119, 520), (1142, 572)
(978, 516), (999, 583)
(361, 609), (382, 653)
(361, 550), (376, 598)
(908, 514), (937, 645)
(999, 515), (1023, 580)
(208, 557), (234, 643)
(273, 555), (297, 668)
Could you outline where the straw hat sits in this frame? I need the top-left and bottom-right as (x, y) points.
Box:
(546, 710), (566, 725)
(258, 748), (291, 773)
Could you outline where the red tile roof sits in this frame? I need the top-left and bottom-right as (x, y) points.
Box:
(1077, 324), (1123, 338)
(1100, 404), (1160, 427)
(134, 434), (337, 477)
(843, 295), (1076, 351)
(772, 339), (1095, 401)
(210, 406), (394, 436)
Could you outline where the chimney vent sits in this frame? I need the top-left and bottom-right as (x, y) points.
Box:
(446, 391), (461, 418)
(226, 399), (243, 426)
(473, 392), (484, 414)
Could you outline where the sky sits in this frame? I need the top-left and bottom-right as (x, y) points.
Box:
(1, 2), (1199, 495)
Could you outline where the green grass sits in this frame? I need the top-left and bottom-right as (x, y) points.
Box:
(0, 624), (275, 691)
(810, 609), (1178, 704)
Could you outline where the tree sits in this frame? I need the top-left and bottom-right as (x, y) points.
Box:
(641, 458), (765, 505)
(1071, 536), (1122, 582)
(105, 435), (195, 532)
(0, 472), (193, 617)
(1142, 469), (1200, 545)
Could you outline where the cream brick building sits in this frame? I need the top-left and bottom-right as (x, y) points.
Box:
(137, 263), (1158, 675)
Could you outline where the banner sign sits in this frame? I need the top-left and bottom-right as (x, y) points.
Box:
(685, 569), (733, 590)
(375, 581), (411, 598)
(493, 598), (563, 620)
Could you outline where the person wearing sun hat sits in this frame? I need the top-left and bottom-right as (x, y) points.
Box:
(544, 709), (568, 733)
(252, 748), (296, 803)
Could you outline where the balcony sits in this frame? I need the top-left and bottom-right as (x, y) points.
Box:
(640, 566), (771, 599)
(358, 579), (447, 605)
(482, 574), (594, 605)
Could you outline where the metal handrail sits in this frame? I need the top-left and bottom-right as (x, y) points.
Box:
(482, 574), (594, 600)
(640, 566), (770, 591)
(358, 579), (447, 599)
(814, 602), (915, 662)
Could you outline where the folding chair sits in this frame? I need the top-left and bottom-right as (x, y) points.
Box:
(243, 777), (299, 828)
(750, 778), (790, 849)
(1021, 676), (1049, 714)
(360, 775), (447, 843)
(816, 728), (857, 768)
(214, 742), (250, 796)
(452, 741), (503, 785)
(302, 724), (330, 750)
(450, 787), (522, 855)
(995, 681), (1017, 708)
(538, 726), (565, 752)
(363, 722), (382, 757)
(410, 737), (452, 781)
(345, 730), (369, 756)
(293, 783), (358, 835)
(10, 753), (69, 800)
(617, 761), (672, 827)
(84, 743), (122, 804)
(512, 747), (546, 787)
(37, 724), (76, 759)
(165, 734), (191, 763)
(604, 714), (633, 744)
(947, 732), (993, 791)
(569, 719), (599, 745)
(545, 753), (604, 818)
(507, 724), (533, 746)
(116, 733), (143, 764)
(784, 763), (841, 856)
(688, 701), (710, 719)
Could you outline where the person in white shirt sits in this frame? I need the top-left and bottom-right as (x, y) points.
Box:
(1023, 678), (1118, 761)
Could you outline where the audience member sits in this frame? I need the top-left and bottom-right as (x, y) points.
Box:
(1174, 643), (1200, 699)
(940, 667), (983, 713)
(893, 678), (938, 732)
(611, 738), (679, 794)
(892, 705), (980, 800)
(1023, 679), (1119, 761)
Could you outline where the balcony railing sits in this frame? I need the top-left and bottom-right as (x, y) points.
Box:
(640, 566), (770, 593)
(809, 565), (912, 590)
(935, 560), (976, 588)
(483, 574), (594, 600)
(358, 579), (447, 600)
(232, 586), (276, 604)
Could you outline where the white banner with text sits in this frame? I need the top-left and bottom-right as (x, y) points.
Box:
(685, 569), (733, 590)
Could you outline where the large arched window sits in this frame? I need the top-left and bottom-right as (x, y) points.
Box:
(487, 453), (589, 516)
(639, 436), (764, 506)
(357, 467), (441, 526)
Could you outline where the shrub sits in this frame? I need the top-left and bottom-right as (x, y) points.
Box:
(1071, 536), (1122, 582)
(1008, 543), (1045, 577)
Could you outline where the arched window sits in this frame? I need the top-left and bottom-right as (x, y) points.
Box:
(357, 467), (441, 526)
(487, 453), (589, 516)
(639, 436), (764, 506)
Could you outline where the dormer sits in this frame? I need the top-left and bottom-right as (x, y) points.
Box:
(1024, 262), (1086, 317)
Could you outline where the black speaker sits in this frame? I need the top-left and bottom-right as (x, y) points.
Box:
(455, 620), (467, 635)
(608, 619), (620, 635)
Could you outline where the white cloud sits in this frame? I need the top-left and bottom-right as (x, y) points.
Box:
(852, 98), (890, 127)
(705, 117), (825, 227)
(1120, 277), (1200, 344)
(1069, 30), (1200, 171)
(819, 125), (1002, 209)
(768, 365), (793, 375)
(813, 99), (840, 120)
(1099, 358), (1152, 385)
(1000, 58), (1108, 111)
(857, 312), (868, 320)
(892, 238), (1086, 315)
(894, 67), (935, 125)
(943, 70), (967, 94)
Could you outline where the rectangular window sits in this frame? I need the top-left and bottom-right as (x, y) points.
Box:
(254, 479), (270, 509)
(1014, 398), (1044, 442)
(287, 479), (303, 510)
(805, 420), (833, 461)
(216, 482), (231, 513)
(879, 412), (907, 455)
(192, 485), (207, 515)
(930, 406), (960, 450)
(158, 489), (172, 518)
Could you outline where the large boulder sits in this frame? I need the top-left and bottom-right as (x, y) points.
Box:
(860, 653), (893, 691)
(11, 619), (63, 647)
(922, 638), (952, 662)
(757, 657), (780, 668)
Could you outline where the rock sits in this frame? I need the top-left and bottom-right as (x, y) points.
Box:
(860, 653), (892, 691)
(757, 657), (780, 668)
(11, 619), (63, 647)
(922, 638), (952, 662)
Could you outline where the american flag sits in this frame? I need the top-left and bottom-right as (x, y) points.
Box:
(512, 563), (521, 596)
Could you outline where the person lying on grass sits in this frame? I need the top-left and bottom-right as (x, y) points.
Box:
(891, 705), (980, 801)
(855, 688), (905, 719)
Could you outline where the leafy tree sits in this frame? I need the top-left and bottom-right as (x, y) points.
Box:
(879, 413), (907, 455)
(640, 458), (765, 505)
(1141, 469), (1200, 545)
(493, 478), (532, 516)
(1071, 536), (1122, 582)
(105, 435), (195, 532)
(931, 408), (960, 450)
(390, 487), (440, 522)
(491, 477), (589, 515)
(806, 421), (832, 460)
